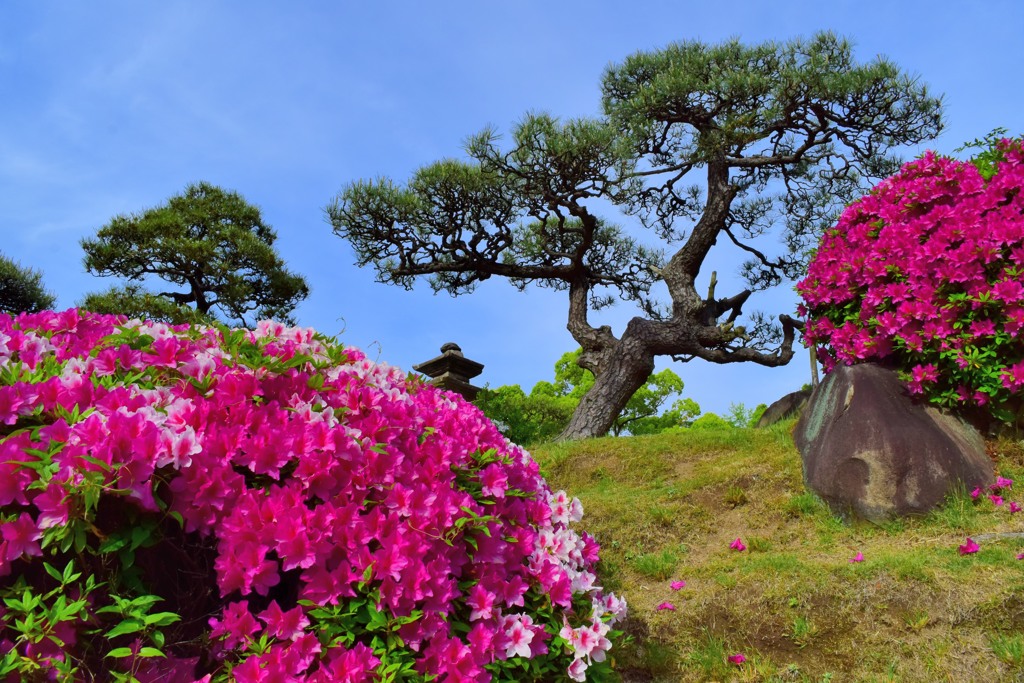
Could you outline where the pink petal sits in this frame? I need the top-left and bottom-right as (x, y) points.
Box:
(656, 602), (676, 611)
(670, 580), (686, 591)
(1017, 553), (1024, 561)
(849, 552), (864, 563)
(729, 538), (746, 552)
(958, 538), (980, 555)
(728, 653), (746, 664)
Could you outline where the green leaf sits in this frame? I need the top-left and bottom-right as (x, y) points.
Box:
(43, 562), (63, 583)
(137, 647), (165, 658)
(105, 647), (134, 658)
(143, 612), (181, 627)
(106, 619), (145, 638)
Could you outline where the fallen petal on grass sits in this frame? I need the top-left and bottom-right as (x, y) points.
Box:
(728, 653), (747, 665)
(1010, 502), (1021, 514)
(959, 538), (980, 555)
(990, 494), (1004, 506)
(849, 552), (864, 563)
(670, 580), (686, 590)
(730, 538), (746, 552)
(656, 601), (676, 611)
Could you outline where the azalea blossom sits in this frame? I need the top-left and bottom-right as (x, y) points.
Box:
(1010, 502), (1021, 514)
(799, 141), (1024, 418)
(0, 310), (625, 681)
(730, 538), (746, 552)
(849, 552), (864, 563)
(656, 602), (676, 611)
(670, 580), (686, 590)
(728, 653), (747, 664)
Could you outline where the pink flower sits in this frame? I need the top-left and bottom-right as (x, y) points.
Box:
(480, 464), (508, 498)
(993, 476), (1014, 490)
(1017, 553), (1024, 561)
(258, 601), (309, 641)
(1, 513), (42, 562)
(567, 658), (588, 682)
(990, 494), (1005, 506)
(849, 552), (864, 563)
(466, 584), (496, 621)
(1010, 502), (1021, 514)
(728, 653), (747, 665)
(656, 602), (676, 611)
(670, 580), (686, 590)
(959, 538), (980, 555)
(970, 487), (982, 500)
(209, 602), (259, 650)
(503, 615), (536, 659)
(730, 538), (746, 552)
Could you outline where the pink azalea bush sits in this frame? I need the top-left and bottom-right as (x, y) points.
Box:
(798, 137), (1024, 426)
(0, 310), (625, 682)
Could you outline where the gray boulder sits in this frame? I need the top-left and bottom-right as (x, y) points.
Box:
(794, 363), (993, 522)
(756, 388), (812, 428)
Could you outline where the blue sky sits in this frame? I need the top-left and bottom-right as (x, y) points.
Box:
(3, 1), (1022, 417)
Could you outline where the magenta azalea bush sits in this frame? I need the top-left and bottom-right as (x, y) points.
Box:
(0, 310), (625, 682)
(798, 137), (1024, 425)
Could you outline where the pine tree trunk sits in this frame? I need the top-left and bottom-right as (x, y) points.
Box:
(556, 339), (655, 441)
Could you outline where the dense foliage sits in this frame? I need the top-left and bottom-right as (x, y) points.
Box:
(0, 310), (624, 682)
(476, 350), (699, 443)
(799, 136), (1024, 426)
(0, 254), (55, 315)
(81, 182), (309, 328)
(328, 32), (943, 439)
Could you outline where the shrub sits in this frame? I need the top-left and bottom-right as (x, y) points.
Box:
(0, 310), (625, 682)
(798, 136), (1024, 426)
(688, 413), (732, 431)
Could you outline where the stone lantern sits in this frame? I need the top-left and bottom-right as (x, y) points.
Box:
(412, 342), (484, 400)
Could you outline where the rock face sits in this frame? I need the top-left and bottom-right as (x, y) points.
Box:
(756, 388), (812, 428)
(794, 363), (994, 522)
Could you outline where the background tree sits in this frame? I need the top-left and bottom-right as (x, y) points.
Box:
(476, 348), (699, 443)
(329, 33), (943, 439)
(723, 402), (768, 428)
(82, 182), (309, 327)
(473, 384), (576, 445)
(79, 284), (214, 326)
(0, 252), (56, 314)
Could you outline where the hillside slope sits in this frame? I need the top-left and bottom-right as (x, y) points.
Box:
(532, 423), (1024, 682)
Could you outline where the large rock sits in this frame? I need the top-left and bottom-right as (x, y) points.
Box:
(794, 363), (994, 522)
(756, 388), (812, 428)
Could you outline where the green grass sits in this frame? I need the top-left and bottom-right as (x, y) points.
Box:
(531, 423), (1024, 682)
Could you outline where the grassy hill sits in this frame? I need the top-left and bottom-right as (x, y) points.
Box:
(531, 422), (1024, 682)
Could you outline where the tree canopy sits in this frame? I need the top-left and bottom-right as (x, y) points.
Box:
(81, 182), (309, 327)
(328, 33), (944, 439)
(0, 253), (56, 314)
